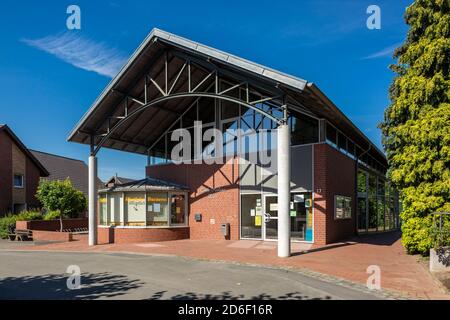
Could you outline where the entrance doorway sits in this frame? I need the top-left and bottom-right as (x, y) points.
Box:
(262, 193), (313, 242)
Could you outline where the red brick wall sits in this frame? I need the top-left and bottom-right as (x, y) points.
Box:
(16, 218), (88, 231)
(0, 131), (13, 216)
(26, 158), (41, 209)
(146, 157), (240, 240)
(314, 143), (356, 244)
(32, 230), (73, 242)
(98, 227), (189, 244)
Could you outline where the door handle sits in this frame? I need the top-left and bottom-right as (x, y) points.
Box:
(264, 213), (271, 223)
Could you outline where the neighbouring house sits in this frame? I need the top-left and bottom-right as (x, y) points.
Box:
(0, 125), (49, 215)
(30, 150), (103, 198)
(68, 29), (401, 248)
(104, 175), (135, 188)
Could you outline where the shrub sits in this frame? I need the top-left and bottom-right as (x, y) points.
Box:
(0, 215), (18, 239)
(43, 210), (67, 221)
(0, 211), (42, 239)
(401, 216), (434, 255)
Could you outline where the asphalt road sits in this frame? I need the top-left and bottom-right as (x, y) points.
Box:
(0, 250), (385, 300)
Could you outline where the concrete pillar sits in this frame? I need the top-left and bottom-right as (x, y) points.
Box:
(277, 123), (291, 257)
(88, 155), (98, 246)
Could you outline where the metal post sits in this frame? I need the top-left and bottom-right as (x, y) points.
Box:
(277, 111), (291, 258)
(88, 154), (98, 246)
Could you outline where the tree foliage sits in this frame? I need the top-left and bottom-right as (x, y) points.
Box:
(380, 0), (450, 254)
(36, 179), (87, 231)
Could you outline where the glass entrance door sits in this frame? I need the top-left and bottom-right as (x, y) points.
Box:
(263, 195), (278, 240)
(262, 193), (313, 241)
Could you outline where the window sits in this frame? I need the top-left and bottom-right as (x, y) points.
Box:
(289, 113), (319, 145)
(13, 174), (23, 188)
(170, 194), (186, 225)
(326, 123), (337, 145)
(125, 192), (147, 226)
(335, 195), (352, 219)
(146, 192), (169, 226)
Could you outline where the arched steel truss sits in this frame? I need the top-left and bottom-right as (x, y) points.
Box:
(90, 50), (288, 156)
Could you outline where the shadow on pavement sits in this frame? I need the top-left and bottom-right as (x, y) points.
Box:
(147, 291), (332, 300)
(0, 272), (143, 300)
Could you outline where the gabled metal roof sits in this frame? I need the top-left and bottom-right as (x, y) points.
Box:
(68, 28), (308, 144)
(67, 28), (387, 166)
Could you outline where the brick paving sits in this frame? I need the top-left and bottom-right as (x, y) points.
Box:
(5, 231), (449, 300)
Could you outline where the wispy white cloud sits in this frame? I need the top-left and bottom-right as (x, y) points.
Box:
(361, 42), (402, 60)
(21, 32), (127, 78)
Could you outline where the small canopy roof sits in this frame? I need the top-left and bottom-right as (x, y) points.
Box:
(68, 28), (387, 166)
(99, 177), (189, 193)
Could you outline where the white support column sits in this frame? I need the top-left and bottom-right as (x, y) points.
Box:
(277, 122), (291, 258)
(88, 155), (98, 246)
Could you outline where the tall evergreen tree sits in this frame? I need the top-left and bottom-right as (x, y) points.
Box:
(381, 0), (450, 254)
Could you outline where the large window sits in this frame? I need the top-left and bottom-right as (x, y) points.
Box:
(240, 194), (262, 239)
(125, 193), (146, 226)
(100, 191), (188, 227)
(147, 192), (169, 226)
(290, 113), (319, 145)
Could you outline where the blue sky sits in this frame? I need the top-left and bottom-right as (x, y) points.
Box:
(0, 0), (411, 181)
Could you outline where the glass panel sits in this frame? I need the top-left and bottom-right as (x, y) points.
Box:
(170, 194), (186, 225)
(182, 104), (198, 128)
(368, 197), (378, 232)
(146, 192), (168, 226)
(326, 123), (337, 145)
(290, 114), (319, 145)
(198, 98), (215, 124)
(357, 170), (367, 193)
(99, 194), (107, 225)
(357, 197), (367, 232)
(337, 132), (346, 151)
(125, 192), (146, 226)
(290, 193), (313, 241)
(377, 197), (385, 231)
(13, 175), (23, 187)
(265, 196), (278, 240)
(109, 193), (121, 226)
(240, 194), (262, 239)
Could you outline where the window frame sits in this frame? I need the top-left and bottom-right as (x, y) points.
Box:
(13, 174), (24, 189)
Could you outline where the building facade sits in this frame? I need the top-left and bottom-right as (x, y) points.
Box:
(68, 29), (400, 247)
(0, 125), (49, 215)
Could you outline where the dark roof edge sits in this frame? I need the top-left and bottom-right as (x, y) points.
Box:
(307, 83), (387, 163)
(29, 149), (86, 164)
(0, 125), (49, 176)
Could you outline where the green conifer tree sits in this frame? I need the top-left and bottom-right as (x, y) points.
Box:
(381, 0), (450, 254)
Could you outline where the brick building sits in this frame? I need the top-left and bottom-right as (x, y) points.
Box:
(0, 125), (49, 215)
(68, 29), (400, 252)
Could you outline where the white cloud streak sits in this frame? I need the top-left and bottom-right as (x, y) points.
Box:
(22, 32), (127, 78)
(361, 42), (402, 60)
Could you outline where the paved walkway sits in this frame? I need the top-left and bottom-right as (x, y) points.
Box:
(3, 231), (448, 299)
